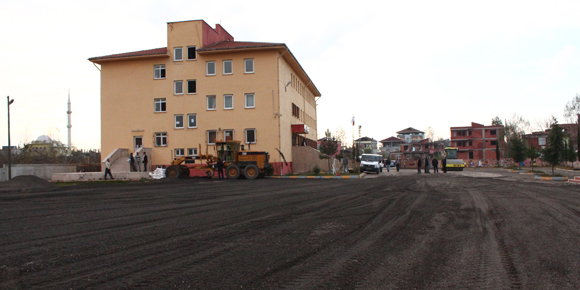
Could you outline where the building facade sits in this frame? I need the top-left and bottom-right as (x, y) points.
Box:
(396, 127), (425, 143)
(89, 20), (320, 174)
(355, 137), (378, 154)
(450, 122), (503, 161)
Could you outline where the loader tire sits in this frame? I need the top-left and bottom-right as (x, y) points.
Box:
(226, 165), (240, 179)
(166, 165), (180, 179)
(244, 165), (259, 180)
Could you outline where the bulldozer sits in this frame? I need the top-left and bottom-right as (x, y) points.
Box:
(165, 140), (272, 179)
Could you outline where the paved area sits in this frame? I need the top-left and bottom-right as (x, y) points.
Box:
(1, 171), (580, 289)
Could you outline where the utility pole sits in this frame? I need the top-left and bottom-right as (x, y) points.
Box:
(7, 96), (14, 180)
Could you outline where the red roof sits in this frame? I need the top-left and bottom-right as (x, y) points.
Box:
(89, 47), (168, 62)
(380, 137), (403, 142)
(396, 127), (424, 134)
(197, 41), (285, 52)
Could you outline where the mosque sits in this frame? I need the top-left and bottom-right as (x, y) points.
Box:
(27, 135), (68, 156)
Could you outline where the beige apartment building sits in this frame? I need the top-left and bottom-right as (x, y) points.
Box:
(89, 20), (320, 175)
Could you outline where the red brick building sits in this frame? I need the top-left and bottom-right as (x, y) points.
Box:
(524, 123), (579, 151)
(450, 122), (503, 161)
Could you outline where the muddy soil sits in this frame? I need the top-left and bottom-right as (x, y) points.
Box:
(1, 170), (580, 289)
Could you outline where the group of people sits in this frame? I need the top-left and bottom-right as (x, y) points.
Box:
(129, 152), (149, 172)
(417, 157), (446, 174)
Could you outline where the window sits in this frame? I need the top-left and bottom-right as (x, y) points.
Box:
(468, 141), (472, 146)
(468, 131), (472, 136)
(154, 65), (166, 79)
(224, 130), (234, 141)
(292, 103), (300, 118)
(174, 47), (183, 61)
(188, 114), (197, 128)
(206, 61), (216, 75)
(207, 95), (216, 110)
(175, 148), (184, 156)
(155, 132), (167, 146)
(490, 130), (497, 135)
(187, 80), (196, 94)
(154, 98), (166, 112)
(207, 130), (217, 145)
(174, 80), (183, 95)
(244, 59), (254, 73)
(175, 115), (184, 129)
(539, 137), (546, 146)
(468, 152), (474, 159)
(245, 93), (255, 108)
(187, 46), (196, 60)
(491, 140), (498, 146)
(224, 95), (233, 109)
(245, 128), (256, 144)
(187, 148), (198, 156)
(223, 60), (233, 75)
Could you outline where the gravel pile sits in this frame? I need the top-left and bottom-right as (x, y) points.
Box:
(0, 175), (55, 191)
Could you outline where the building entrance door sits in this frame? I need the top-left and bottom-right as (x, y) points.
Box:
(134, 136), (143, 150)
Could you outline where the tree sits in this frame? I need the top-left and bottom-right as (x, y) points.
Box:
(542, 122), (564, 175)
(424, 127), (435, 141)
(494, 114), (530, 158)
(525, 146), (541, 172)
(564, 93), (580, 124)
(333, 126), (347, 147)
(508, 136), (526, 169)
(565, 139), (576, 162)
(319, 133), (338, 172)
(492, 117), (502, 161)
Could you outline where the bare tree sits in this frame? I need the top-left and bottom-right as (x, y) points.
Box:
(424, 127), (435, 141)
(564, 93), (580, 124)
(534, 115), (557, 132)
(333, 126), (348, 147)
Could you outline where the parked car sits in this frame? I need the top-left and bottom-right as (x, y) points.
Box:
(361, 154), (383, 174)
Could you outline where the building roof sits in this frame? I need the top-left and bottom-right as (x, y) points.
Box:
(197, 41), (285, 52)
(88, 47), (168, 62)
(396, 127), (424, 134)
(380, 136), (403, 143)
(450, 122), (502, 130)
(355, 137), (377, 142)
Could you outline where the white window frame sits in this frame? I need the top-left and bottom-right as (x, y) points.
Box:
(206, 61), (216, 76)
(539, 137), (546, 146)
(245, 93), (255, 108)
(154, 98), (166, 112)
(187, 46), (196, 61)
(175, 114), (184, 129)
(174, 80), (183, 95)
(174, 148), (185, 156)
(224, 94), (233, 110)
(154, 65), (165, 79)
(187, 148), (198, 156)
(244, 59), (254, 73)
(188, 114), (197, 128)
(155, 132), (167, 147)
(174, 47), (183, 61)
(223, 60), (233, 75)
(187, 79), (196, 94)
(245, 128), (256, 144)
(207, 130), (217, 145)
(207, 95), (216, 110)
(224, 129), (234, 141)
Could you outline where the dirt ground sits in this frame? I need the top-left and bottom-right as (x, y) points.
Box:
(1, 169), (580, 289)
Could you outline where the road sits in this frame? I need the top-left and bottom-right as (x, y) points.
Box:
(1, 171), (580, 289)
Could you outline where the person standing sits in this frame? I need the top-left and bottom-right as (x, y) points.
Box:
(129, 153), (136, 172)
(417, 158), (422, 174)
(442, 158), (447, 173)
(104, 158), (114, 180)
(395, 159), (400, 172)
(216, 158), (224, 179)
(424, 157), (430, 173)
(432, 157), (439, 173)
(385, 157), (391, 172)
(143, 152), (148, 172)
(135, 152), (141, 172)
(342, 156), (349, 173)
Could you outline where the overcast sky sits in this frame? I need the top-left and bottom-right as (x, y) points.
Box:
(2, 0), (580, 149)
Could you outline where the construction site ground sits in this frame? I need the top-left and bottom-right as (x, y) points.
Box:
(1, 168), (580, 289)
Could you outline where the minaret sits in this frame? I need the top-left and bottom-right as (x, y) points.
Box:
(67, 90), (72, 154)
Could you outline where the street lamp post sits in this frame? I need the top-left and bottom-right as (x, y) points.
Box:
(7, 96), (14, 180)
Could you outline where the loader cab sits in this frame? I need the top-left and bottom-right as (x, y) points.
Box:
(216, 140), (241, 163)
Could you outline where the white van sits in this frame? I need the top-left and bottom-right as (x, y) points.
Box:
(360, 154), (383, 174)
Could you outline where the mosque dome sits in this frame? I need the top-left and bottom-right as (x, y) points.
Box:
(36, 135), (52, 143)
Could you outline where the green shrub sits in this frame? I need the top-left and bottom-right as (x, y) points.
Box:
(313, 165), (321, 175)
